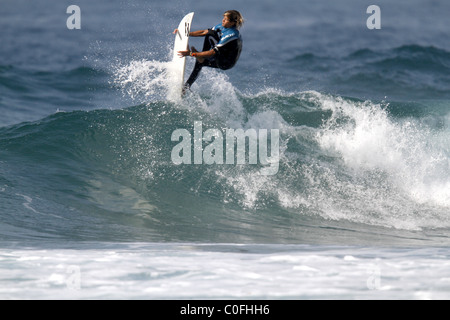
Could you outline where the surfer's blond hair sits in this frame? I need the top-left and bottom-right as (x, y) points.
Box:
(224, 10), (244, 29)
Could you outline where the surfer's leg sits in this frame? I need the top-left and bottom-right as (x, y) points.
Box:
(185, 61), (204, 89)
(183, 32), (220, 91)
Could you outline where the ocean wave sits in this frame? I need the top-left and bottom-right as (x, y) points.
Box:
(1, 70), (449, 244)
(288, 44), (450, 99)
(0, 64), (113, 127)
(291, 45), (450, 69)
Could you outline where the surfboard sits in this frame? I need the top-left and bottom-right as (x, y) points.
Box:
(171, 12), (194, 97)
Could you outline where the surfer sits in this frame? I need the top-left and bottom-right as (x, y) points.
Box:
(173, 10), (243, 93)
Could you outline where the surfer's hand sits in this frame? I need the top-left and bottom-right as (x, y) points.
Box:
(177, 50), (190, 57)
(173, 29), (178, 34)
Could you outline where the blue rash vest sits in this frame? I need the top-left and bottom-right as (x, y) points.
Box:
(210, 23), (242, 70)
(184, 23), (243, 88)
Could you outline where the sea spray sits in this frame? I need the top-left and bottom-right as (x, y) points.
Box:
(111, 59), (174, 101)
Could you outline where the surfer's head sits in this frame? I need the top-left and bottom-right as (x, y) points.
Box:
(223, 10), (244, 29)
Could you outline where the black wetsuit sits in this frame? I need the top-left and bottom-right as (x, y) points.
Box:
(185, 24), (242, 89)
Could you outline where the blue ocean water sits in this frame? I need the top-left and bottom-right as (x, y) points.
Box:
(1, 0), (449, 299)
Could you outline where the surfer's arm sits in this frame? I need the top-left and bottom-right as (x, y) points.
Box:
(172, 29), (208, 37)
(193, 49), (215, 58)
(177, 49), (215, 58)
(189, 29), (209, 37)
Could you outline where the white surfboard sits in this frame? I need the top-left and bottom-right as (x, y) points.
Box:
(169, 12), (194, 98)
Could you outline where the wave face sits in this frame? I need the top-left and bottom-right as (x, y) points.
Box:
(1, 59), (449, 245)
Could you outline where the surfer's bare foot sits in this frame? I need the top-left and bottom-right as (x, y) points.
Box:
(182, 84), (189, 96)
(190, 46), (205, 63)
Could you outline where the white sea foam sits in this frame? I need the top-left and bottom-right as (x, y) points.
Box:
(313, 92), (450, 229)
(1, 244), (449, 299)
